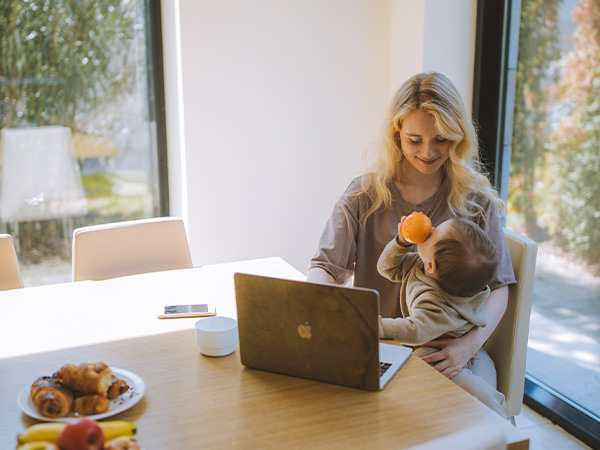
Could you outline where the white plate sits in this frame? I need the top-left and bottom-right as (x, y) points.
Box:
(18, 367), (146, 422)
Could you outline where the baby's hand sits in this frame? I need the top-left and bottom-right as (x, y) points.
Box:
(396, 217), (411, 246)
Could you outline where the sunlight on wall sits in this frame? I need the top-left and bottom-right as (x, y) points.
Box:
(174, 0), (478, 273)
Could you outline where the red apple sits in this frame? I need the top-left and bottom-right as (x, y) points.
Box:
(57, 418), (105, 450)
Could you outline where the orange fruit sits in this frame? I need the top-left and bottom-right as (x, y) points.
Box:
(401, 212), (432, 244)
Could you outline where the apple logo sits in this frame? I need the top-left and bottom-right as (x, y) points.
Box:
(297, 321), (312, 339)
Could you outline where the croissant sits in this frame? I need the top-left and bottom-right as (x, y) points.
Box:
(30, 376), (73, 418)
(56, 362), (113, 396)
(107, 376), (130, 400)
(74, 394), (111, 415)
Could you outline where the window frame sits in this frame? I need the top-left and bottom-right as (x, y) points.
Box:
(472, 0), (600, 447)
(147, 0), (170, 216)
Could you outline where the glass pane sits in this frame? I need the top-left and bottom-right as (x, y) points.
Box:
(0, 0), (162, 287)
(509, 0), (599, 416)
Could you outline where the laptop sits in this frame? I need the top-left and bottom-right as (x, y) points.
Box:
(234, 273), (412, 391)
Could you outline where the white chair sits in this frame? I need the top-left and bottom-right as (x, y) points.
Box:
(72, 217), (193, 282)
(0, 234), (24, 290)
(0, 126), (87, 222)
(484, 228), (538, 420)
(0, 126), (88, 254)
(406, 423), (507, 450)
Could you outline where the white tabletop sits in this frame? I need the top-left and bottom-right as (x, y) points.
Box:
(0, 257), (305, 359)
(0, 257), (529, 450)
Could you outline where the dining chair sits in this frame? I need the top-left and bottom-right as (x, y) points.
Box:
(0, 126), (87, 223)
(405, 423), (507, 450)
(484, 228), (538, 421)
(0, 126), (88, 255)
(0, 234), (24, 290)
(72, 217), (193, 282)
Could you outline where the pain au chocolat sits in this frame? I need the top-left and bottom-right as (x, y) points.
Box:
(30, 376), (74, 418)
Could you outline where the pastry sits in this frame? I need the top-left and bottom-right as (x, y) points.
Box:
(56, 362), (113, 396)
(107, 376), (130, 400)
(30, 376), (73, 418)
(74, 394), (111, 415)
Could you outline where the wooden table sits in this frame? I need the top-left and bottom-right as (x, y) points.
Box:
(0, 258), (529, 449)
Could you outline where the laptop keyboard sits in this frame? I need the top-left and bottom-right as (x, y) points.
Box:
(380, 361), (392, 377)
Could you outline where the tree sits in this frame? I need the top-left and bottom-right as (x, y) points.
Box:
(510, 0), (561, 236)
(0, 0), (137, 130)
(550, 0), (600, 267)
(0, 0), (142, 261)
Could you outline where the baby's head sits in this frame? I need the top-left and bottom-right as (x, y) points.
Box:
(417, 217), (498, 297)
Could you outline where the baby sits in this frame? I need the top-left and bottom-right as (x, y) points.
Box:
(377, 216), (498, 365)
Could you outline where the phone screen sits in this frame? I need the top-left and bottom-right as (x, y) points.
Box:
(164, 304), (210, 314)
(158, 304), (216, 319)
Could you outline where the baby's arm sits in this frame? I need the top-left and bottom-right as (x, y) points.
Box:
(377, 238), (412, 282)
(379, 302), (465, 345)
(377, 220), (414, 282)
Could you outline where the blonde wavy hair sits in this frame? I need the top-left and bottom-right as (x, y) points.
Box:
(359, 72), (504, 222)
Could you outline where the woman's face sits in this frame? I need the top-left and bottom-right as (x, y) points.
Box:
(398, 109), (451, 176)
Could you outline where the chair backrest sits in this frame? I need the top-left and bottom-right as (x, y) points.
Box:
(405, 423), (507, 450)
(484, 228), (538, 418)
(0, 234), (24, 290)
(72, 217), (193, 282)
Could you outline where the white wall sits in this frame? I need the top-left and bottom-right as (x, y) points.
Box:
(391, 0), (477, 107)
(164, 0), (478, 274)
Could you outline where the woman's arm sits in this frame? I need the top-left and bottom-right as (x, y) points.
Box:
(306, 267), (337, 284)
(308, 179), (362, 286)
(419, 285), (508, 378)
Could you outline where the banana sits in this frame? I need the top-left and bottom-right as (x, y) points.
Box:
(98, 421), (137, 441)
(17, 420), (136, 445)
(16, 442), (58, 450)
(17, 423), (65, 445)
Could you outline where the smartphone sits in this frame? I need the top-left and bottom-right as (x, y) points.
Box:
(157, 303), (217, 319)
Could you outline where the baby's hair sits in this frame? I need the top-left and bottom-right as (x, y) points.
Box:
(433, 218), (498, 297)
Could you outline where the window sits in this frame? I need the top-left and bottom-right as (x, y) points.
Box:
(474, 0), (600, 447)
(0, 0), (167, 286)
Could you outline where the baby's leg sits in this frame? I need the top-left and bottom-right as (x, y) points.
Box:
(452, 349), (506, 417)
(414, 347), (506, 417)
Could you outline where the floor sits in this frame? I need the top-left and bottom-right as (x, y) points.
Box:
(526, 244), (600, 416)
(516, 405), (592, 449)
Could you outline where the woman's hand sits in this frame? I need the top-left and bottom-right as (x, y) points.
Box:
(419, 334), (480, 379)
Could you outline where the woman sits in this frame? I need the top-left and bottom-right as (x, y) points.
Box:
(307, 72), (516, 416)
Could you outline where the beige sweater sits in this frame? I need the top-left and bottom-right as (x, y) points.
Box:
(377, 236), (489, 345)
